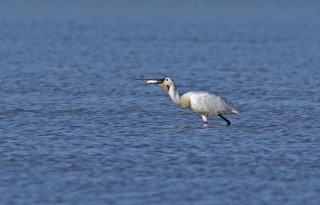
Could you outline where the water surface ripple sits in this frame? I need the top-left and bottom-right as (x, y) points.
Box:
(1, 0), (320, 204)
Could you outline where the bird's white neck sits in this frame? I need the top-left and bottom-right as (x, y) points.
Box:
(168, 84), (181, 105)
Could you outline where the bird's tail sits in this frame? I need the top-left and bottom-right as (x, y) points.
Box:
(227, 100), (242, 114)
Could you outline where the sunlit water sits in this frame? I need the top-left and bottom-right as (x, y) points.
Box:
(1, 0), (320, 204)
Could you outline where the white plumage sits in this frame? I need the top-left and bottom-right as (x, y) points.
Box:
(145, 77), (241, 126)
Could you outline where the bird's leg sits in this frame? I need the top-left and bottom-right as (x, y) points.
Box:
(218, 114), (231, 126)
(201, 115), (208, 124)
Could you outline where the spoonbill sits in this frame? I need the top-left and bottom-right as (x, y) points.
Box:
(139, 76), (241, 126)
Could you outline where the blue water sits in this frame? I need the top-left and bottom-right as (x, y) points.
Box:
(1, 0), (320, 204)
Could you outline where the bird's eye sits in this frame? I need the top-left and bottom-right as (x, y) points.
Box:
(166, 79), (168, 81)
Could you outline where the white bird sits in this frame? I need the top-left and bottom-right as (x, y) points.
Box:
(141, 76), (241, 126)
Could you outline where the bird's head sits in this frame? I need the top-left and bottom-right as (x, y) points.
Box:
(156, 77), (174, 92)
